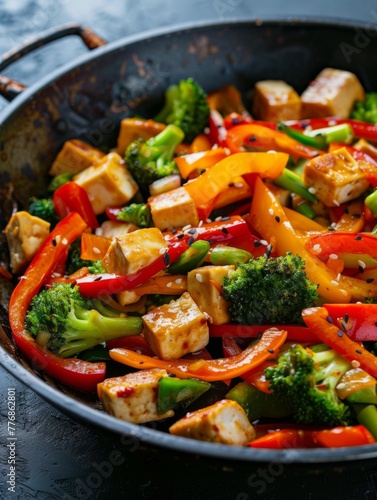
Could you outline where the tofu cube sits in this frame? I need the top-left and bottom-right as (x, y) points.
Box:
(5, 211), (50, 274)
(49, 139), (105, 176)
(102, 227), (167, 275)
(73, 152), (138, 214)
(252, 80), (301, 122)
(187, 265), (235, 325)
(303, 147), (369, 207)
(97, 368), (174, 424)
(301, 68), (365, 119)
(169, 399), (256, 445)
(142, 292), (209, 360)
(149, 186), (199, 232)
(95, 220), (138, 239)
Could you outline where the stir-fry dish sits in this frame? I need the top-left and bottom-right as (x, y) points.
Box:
(5, 68), (377, 450)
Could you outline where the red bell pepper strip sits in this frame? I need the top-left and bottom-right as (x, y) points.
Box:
(76, 239), (189, 297)
(210, 323), (319, 342)
(106, 335), (155, 356)
(165, 216), (252, 246)
(248, 425), (375, 449)
(307, 232), (377, 261)
(225, 123), (321, 160)
(8, 212), (106, 392)
(207, 109), (228, 147)
(53, 181), (99, 229)
(109, 327), (288, 382)
(302, 307), (377, 378)
(323, 303), (377, 342)
(223, 113), (277, 130)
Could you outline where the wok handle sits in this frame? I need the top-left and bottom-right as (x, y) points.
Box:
(0, 23), (106, 101)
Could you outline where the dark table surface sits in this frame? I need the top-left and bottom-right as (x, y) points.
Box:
(2, 1), (377, 499)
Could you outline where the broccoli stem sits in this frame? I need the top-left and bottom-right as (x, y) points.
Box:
(305, 123), (354, 144)
(142, 124), (184, 160)
(274, 168), (317, 203)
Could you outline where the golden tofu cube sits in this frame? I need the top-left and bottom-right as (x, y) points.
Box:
(102, 227), (167, 276)
(97, 368), (174, 424)
(49, 139), (105, 176)
(301, 68), (365, 119)
(117, 118), (165, 157)
(149, 186), (199, 232)
(5, 211), (50, 274)
(252, 80), (301, 122)
(142, 292), (209, 360)
(303, 147), (369, 207)
(95, 220), (138, 239)
(73, 152), (138, 214)
(187, 265), (235, 325)
(169, 399), (256, 445)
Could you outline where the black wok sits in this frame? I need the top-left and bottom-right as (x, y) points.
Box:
(1, 18), (377, 464)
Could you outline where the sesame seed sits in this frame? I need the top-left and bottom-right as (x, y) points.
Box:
(94, 276), (102, 281)
(329, 254), (338, 260)
(355, 349), (363, 355)
(195, 273), (203, 283)
(268, 208), (274, 215)
(215, 216), (222, 221)
(159, 247), (166, 254)
(355, 235), (363, 240)
(326, 316), (333, 324)
(52, 238), (57, 247)
(337, 330), (343, 337)
(222, 216), (231, 221)
(358, 260), (366, 269)
(267, 348), (274, 354)
(93, 247), (101, 254)
(175, 278), (182, 284)
(267, 150), (277, 154)
(221, 227), (229, 234)
(351, 360), (361, 368)
(187, 228), (197, 235)
(344, 313), (349, 323)
(234, 182), (244, 188)
(265, 244), (272, 258)
(228, 182), (234, 187)
(336, 383), (346, 390)
(198, 220), (204, 227)
(275, 216), (280, 223)
(254, 240), (262, 247)
(166, 281), (173, 288)
(340, 289), (348, 296)
(55, 235), (61, 245)
(308, 187), (317, 194)
(260, 240), (268, 246)
(163, 252), (170, 265)
(187, 237), (195, 246)
(182, 224), (192, 231)
(333, 200), (340, 206)
(206, 218), (212, 223)
(331, 280), (339, 286)
(313, 244), (322, 252)
(62, 238), (68, 245)
(366, 278), (375, 283)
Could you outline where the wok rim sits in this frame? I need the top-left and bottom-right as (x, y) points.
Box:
(1, 16), (377, 464)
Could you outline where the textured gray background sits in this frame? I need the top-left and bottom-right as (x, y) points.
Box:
(2, 1), (377, 499)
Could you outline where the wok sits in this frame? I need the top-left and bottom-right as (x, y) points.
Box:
(1, 18), (377, 464)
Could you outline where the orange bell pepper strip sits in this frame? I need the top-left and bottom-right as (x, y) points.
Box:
(8, 212), (106, 392)
(80, 232), (111, 260)
(248, 425), (375, 449)
(302, 306), (377, 378)
(190, 133), (212, 152)
(249, 177), (354, 302)
(226, 123), (321, 161)
(130, 274), (187, 296)
(109, 327), (287, 382)
(331, 199), (365, 233)
(184, 151), (289, 219)
(174, 148), (228, 179)
(336, 368), (377, 400)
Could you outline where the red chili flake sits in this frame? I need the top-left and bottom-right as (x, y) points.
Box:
(117, 387), (135, 398)
(212, 424), (220, 432)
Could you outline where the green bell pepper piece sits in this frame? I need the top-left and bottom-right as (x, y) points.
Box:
(157, 376), (211, 414)
(167, 240), (210, 274)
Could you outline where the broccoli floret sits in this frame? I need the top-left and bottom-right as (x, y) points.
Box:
(48, 172), (73, 192)
(25, 282), (143, 358)
(125, 124), (184, 195)
(154, 78), (210, 142)
(265, 344), (353, 426)
(222, 252), (319, 325)
(66, 239), (106, 275)
(116, 203), (152, 228)
(351, 93), (377, 124)
(29, 198), (60, 226)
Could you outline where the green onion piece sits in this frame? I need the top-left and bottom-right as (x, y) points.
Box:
(304, 123), (354, 145)
(275, 168), (317, 203)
